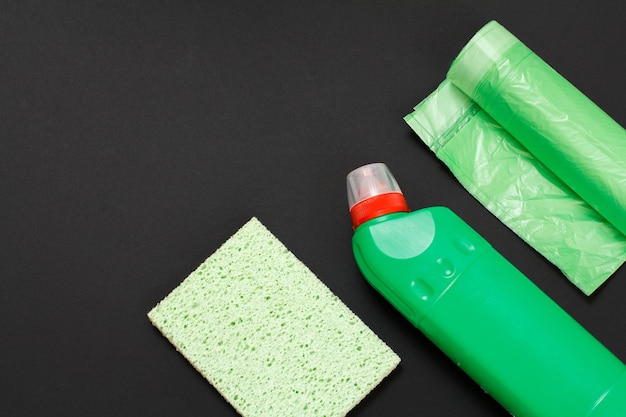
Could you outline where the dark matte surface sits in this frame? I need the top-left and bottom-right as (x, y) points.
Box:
(1, 1), (624, 416)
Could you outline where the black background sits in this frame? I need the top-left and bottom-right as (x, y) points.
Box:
(1, 1), (625, 416)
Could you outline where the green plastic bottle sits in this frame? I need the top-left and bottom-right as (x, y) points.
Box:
(347, 162), (626, 417)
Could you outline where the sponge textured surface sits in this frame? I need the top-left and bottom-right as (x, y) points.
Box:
(148, 217), (400, 417)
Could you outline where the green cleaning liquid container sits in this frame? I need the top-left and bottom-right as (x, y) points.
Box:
(347, 162), (626, 417)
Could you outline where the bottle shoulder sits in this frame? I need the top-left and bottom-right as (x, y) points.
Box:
(353, 206), (471, 243)
(352, 206), (490, 265)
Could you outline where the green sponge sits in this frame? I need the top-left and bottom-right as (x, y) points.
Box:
(148, 217), (400, 417)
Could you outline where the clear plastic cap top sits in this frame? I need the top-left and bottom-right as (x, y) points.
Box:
(347, 163), (403, 209)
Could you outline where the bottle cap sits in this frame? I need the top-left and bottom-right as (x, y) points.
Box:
(347, 163), (409, 229)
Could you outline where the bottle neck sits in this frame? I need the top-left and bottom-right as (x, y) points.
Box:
(349, 192), (409, 229)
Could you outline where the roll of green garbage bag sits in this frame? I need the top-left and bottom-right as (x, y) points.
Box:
(447, 20), (626, 238)
(406, 21), (626, 293)
(405, 80), (626, 295)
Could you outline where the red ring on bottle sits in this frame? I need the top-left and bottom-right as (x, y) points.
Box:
(349, 192), (409, 229)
